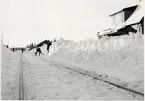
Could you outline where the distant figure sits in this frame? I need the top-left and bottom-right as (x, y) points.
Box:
(54, 39), (56, 42)
(6, 45), (9, 48)
(21, 48), (24, 53)
(35, 47), (42, 56)
(47, 41), (52, 53)
(12, 48), (15, 52)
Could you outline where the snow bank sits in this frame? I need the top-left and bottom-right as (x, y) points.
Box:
(1, 45), (21, 100)
(40, 44), (48, 55)
(50, 33), (144, 93)
(23, 53), (143, 100)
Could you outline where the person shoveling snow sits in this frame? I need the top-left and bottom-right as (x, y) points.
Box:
(35, 47), (43, 56)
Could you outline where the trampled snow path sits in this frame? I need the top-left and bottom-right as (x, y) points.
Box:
(22, 53), (143, 100)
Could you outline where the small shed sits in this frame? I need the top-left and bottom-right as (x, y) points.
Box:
(36, 40), (50, 47)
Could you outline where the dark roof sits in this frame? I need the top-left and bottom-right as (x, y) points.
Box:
(36, 40), (50, 47)
(13, 47), (25, 50)
(110, 5), (138, 16)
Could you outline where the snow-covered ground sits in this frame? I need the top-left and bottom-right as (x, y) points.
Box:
(49, 33), (144, 93)
(1, 32), (144, 100)
(22, 53), (143, 100)
(1, 45), (21, 100)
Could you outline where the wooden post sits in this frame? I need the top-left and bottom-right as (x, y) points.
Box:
(1, 33), (3, 45)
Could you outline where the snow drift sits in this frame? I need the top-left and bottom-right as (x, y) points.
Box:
(1, 45), (21, 100)
(49, 33), (144, 93)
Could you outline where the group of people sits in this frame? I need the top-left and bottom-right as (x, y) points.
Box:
(9, 39), (55, 56)
(12, 48), (24, 53)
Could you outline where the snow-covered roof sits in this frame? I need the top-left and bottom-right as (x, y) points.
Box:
(125, 4), (143, 26)
(116, 1), (144, 30)
(110, 4), (138, 16)
(99, 1), (144, 36)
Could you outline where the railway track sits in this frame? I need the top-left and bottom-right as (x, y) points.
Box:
(20, 54), (144, 99)
(19, 54), (24, 100)
(52, 63), (144, 97)
(36, 57), (144, 97)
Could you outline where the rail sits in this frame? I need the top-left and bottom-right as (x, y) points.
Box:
(19, 53), (24, 100)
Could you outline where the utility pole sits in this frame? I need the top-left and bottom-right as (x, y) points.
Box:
(7, 40), (9, 46)
(1, 33), (3, 45)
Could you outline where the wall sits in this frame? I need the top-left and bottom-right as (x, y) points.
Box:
(112, 11), (124, 26)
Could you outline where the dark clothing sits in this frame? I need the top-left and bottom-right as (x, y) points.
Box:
(35, 48), (42, 56)
(12, 48), (15, 52)
(22, 48), (24, 53)
(47, 42), (52, 53)
(6, 45), (9, 48)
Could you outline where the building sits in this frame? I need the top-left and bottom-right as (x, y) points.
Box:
(99, 0), (144, 38)
(110, 5), (137, 26)
(36, 40), (52, 55)
(36, 40), (50, 47)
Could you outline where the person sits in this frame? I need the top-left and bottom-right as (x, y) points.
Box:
(35, 47), (42, 56)
(6, 45), (9, 48)
(54, 39), (56, 42)
(21, 48), (24, 53)
(12, 48), (15, 52)
(47, 41), (52, 53)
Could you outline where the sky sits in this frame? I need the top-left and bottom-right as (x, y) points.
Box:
(0, 0), (139, 47)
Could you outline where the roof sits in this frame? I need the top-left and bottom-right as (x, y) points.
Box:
(125, 5), (143, 26)
(99, 1), (144, 36)
(110, 5), (137, 16)
(116, 4), (144, 30)
(37, 40), (49, 47)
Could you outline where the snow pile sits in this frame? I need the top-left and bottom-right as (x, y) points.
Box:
(1, 45), (21, 100)
(50, 33), (144, 93)
(40, 44), (48, 55)
(23, 53), (143, 100)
